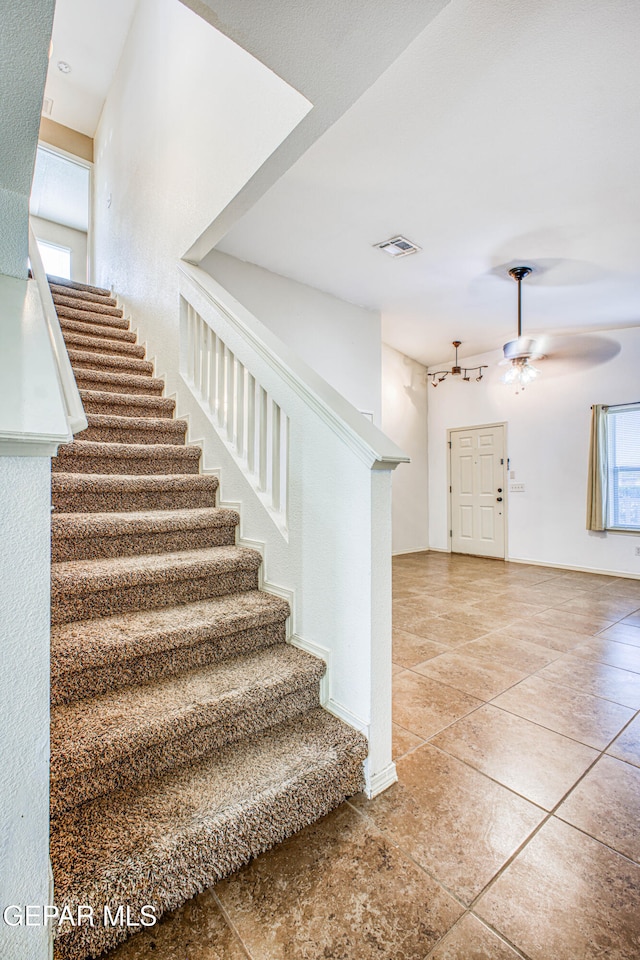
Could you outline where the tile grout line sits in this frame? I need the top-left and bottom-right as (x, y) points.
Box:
(211, 889), (257, 960)
(453, 699), (640, 921)
(423, 909), (536, 960)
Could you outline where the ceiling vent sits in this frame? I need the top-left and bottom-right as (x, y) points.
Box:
(42, 97), (53, 116)
(374, 235), (421, 258)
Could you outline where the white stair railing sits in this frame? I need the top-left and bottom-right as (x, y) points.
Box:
(28, 225), (87, 436)
(183, 300), (289, 533)
(178, 261), (408, 797)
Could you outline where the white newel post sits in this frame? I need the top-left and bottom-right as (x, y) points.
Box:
(0, 234), (86, 960)
(177, 263), (408, 797)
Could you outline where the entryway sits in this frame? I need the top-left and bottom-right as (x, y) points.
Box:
(449, 423), (506, 559)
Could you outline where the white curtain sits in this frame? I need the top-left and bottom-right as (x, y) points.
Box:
(586, 404), (608, 531)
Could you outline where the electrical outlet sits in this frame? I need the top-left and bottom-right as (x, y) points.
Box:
(510, 483), (525, 493)
(635, 546), (640, 558)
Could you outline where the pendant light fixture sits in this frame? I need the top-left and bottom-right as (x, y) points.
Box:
(500, 266), (544, 391)
(428, 341), (488, 386)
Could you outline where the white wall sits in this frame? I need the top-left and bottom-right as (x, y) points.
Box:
(202, 249), (382, 423)
(428, 328), (640, 577)
(0, 458), (52, 960)
(381, 343), (428, 554)
(31, 216), (87, 283)
(92, 0), (310, 397)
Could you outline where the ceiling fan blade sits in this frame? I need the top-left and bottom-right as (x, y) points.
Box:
(537, 334), (621, 374)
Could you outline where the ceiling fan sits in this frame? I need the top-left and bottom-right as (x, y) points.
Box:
(499, 265), (621, 391)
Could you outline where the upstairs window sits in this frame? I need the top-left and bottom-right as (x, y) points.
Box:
(36, 239), (71, 280)
(606, 404), (640, 531)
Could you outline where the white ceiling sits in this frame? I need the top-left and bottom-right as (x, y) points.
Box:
(217, 0), (640, 367)
(44, 0), (138, 136)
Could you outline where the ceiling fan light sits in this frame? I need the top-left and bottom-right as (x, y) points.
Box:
(500, 357), (539, 389)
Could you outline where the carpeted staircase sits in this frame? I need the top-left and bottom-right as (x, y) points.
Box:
(48, 277), (368, 960)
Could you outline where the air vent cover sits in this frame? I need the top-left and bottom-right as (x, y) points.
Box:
(374, 235), (421, 258)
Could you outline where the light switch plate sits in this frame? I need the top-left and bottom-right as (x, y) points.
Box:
(510, 483), (525, 493)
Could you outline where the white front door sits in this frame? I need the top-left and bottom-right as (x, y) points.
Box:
(450, 424), (506, 559)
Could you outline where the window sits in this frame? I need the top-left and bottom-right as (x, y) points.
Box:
(606, 404), (640, 531)
(35, 239), (72, 280)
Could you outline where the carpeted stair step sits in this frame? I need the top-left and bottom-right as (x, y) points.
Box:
(52, 292), (123, 319)
(60, 317), (137, 344)
(51, 645), (325, 814)
(50, 591), (290, 705)
(51, 545), (262, 624)
(68, 348), (154, 378)
(51, 507), (238, 561)
(80, 413), (187, 445)
(51, 472), (217, 514)
(79, 389), (175, 419)
(47, 275), (112, 298)
(50, 708), (367, 960)
(63, 332), (145, 360)
(50, 282), (118, 309)
(52, 439), (200, 476)
(55, 303), (130, 330)
(72, 368), (164, 396)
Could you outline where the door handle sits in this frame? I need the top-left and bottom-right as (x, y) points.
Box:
(496, 496), (503, 502)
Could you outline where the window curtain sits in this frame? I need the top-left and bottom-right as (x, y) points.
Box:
(586, 404), (608, 531)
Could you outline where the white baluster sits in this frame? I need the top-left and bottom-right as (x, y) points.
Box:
(247, 374), (256, 475)
(236, 362), (245, 458)
(216, 336), (225, 427)
(271, 401), (281, 512)
(258, 386), (268, 492)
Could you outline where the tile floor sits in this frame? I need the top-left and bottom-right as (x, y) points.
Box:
(112, 552), (640, 959)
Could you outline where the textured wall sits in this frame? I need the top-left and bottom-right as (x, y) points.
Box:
(0, 457), (51, 960)
(0, 0), (55, 278)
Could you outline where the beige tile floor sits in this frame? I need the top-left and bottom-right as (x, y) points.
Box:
(112, 552), (640, 959)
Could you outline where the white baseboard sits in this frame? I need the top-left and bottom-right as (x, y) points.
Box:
(507, 555), (640, 581)
(392, 546), (430, 556)
(289, 633), (330, 705)
(325, 698), (369, 737)
(364, 760), (397, 799)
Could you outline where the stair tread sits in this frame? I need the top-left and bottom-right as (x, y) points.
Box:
(78, 389), (175, 415)
(51, 472), (215, 492)
(72, 368), (164, 391)
(52, 507), (238, 539)
(84, 413), (186, 433)
(51, 710), (366, 923)
(68, 348), (153, 375)
(55, 439), (198, 459)
(51, 590), (289, 677)
(47, 275), (111, 297)
(55, 304), (130, 329)
(60, 318), (137, 343)
(51, 544), (261, 593)
(51, 645), (324, 777)
(63, 332), (145, 358)
(50, 282), (117, 308)
(53, 292), (123, 318)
